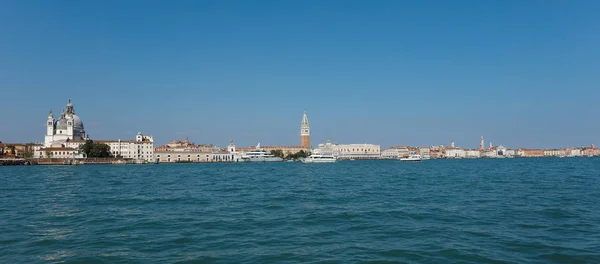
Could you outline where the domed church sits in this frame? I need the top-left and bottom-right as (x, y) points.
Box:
(44, 99), (89, 147)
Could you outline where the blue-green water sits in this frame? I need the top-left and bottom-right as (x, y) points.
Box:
(1, 158), (600, 263)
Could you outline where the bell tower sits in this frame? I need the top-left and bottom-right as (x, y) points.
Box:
(300, 111), (310, 149)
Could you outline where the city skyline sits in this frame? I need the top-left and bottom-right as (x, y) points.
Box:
(1, 1), (599, 148)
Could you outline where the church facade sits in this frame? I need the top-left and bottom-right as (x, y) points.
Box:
(36, 99), (154, 161)
(44, 99), (88, 147)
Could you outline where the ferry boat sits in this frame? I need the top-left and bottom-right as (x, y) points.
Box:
(240, 143), (283, 162)
(400, 153), (422, 162)
(301, 154), (337, 163)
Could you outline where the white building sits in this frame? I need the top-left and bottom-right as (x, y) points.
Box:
(381, 146), (410, 159)
(313, 141), (380, 159)
(445, 148), (466, 158)
(39, 99), (153, 161)
(44, 99), (88, 147)
(569, 149), (582, 157)
(34, 147), (86, 159)
(465, 149), (481, 158)
(65, 132), (154, 161)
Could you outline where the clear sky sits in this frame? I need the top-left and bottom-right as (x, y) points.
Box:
(1, 0), (599, 149)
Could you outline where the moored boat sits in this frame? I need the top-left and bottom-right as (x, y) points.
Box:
(240, 143), (283, 162)
(301, 154), (337, 163)
(400, 153), (422, 162)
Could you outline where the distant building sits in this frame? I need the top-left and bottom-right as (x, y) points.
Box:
(313, 142), (380, 159)
(445, 148), (465, 158)
(465, 149), (481, 158)
(65, 132), (154, 161)
(543, 149), (565, 157)
(39, 99), (152, 161)
(1, 143), (41, 158)
(44, 99), (88, 147)
(34, 147), (85, 159)
(300, 112), (310, 149)
(336, 144), (381, 159)
(154, 138), (230, 163)
(517, 149), (544, 157)
(418, 147), (431, 159)
(381, 146), (410, 159)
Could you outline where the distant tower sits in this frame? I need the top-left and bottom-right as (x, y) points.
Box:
(451, 141), (455, 148)
(489, 142), (493, 150)
(227, 140), (236, 153)
(300, 111), (310, 149)
(479, 136), (484, 150)
(46, 110), (54, 136)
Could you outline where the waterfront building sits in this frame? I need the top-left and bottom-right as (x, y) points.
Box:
(445, 148), (466, 158)
(335, 143), (381, 159)
(568, 148), (582, 157)
(301, 112), (310, 149)
(44, 99), (88, 147)
(381, 146), (410, 159)
(503, 149), (516, 157)
(154, 137), (215, 162)
(418, 147), (431, 159)
(0, 143), (42, 158)
(543, 149), (566, 157)
(517, 149), (544, 157)
(583, 144), (596, 156)
(312, 141), (380, 159)
(65, 132), (154, 161)
(39, 99), (153, 161)
(154, 140), (244, 162)
(465, 149), (481, 158)
(34, 147), (85, 159)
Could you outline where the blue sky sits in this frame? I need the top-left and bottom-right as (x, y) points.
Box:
(1, 0), (599, 149)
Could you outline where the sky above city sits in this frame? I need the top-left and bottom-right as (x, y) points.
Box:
(1, 0), (599, 149)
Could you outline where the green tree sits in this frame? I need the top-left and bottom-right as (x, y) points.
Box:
(80, 140), (113, 158)
(45, 151), (53, 158)
(270, 149), (284, 158)
(286, 150), (309, 159)
(10, 146), (16, 155)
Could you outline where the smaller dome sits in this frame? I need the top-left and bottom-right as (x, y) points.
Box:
(55, 118), (68, 130)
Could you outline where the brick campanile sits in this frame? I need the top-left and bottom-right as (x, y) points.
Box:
(300, 111), (310, 149)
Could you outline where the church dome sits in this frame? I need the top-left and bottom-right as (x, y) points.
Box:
(72, 114), (84, 130)
(55, 117), (68, 130)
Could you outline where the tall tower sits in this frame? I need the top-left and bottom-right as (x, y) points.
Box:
(300, 111), (310, 149)
(451, 141), (455, 148)
(46, 110), (54, 136)
(479, 136), (484, 150)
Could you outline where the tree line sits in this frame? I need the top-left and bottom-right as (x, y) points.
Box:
(270, 149), (309, 160)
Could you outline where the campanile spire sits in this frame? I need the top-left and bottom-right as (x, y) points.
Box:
(300, 111), (310, 149)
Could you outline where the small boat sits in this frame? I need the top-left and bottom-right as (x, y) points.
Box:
(301, 154), (337, 163)
(400, 153), (422, 162)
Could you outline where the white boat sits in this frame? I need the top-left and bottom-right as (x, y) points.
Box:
(301, 154), (337, 163)
(400, 153), (422, 162)
(240, 143), (283, 162)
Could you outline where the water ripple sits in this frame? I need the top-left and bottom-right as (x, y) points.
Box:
(2, 159), (600, 263)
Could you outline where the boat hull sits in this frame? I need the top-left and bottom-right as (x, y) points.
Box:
(301, 158), (336, 163)
(241, 157), (283, 162)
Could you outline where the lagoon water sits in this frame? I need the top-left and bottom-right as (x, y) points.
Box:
(1, 158), (600, 263)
